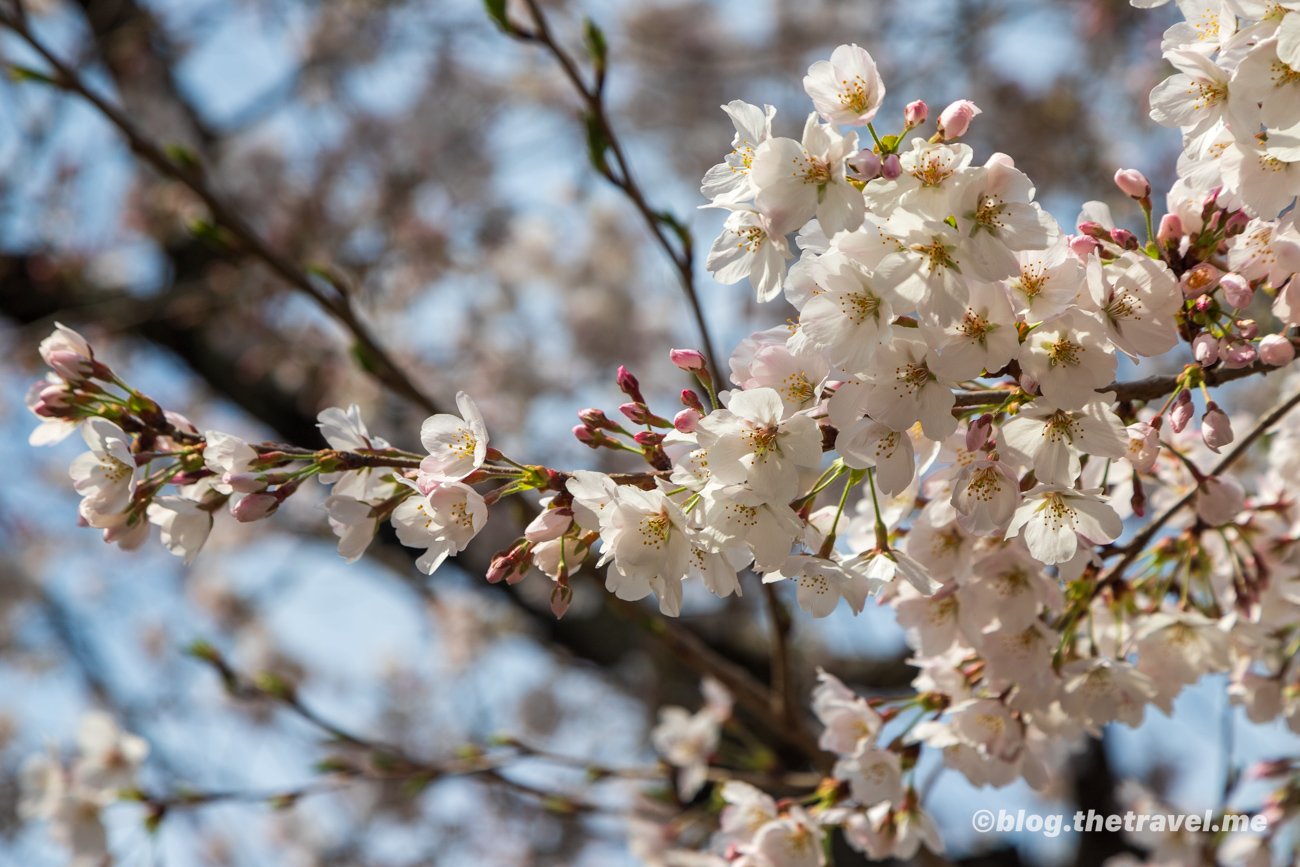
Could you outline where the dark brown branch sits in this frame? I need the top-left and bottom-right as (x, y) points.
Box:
(0, 10), (444, 417)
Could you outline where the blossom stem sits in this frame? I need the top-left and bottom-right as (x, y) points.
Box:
(867, 468), (889, 552)
(866, 122), (886, 153)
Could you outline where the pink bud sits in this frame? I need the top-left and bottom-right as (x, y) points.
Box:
(573, 425), (600, 448)
(1225, 210), (1250, 236)
(45, 349), (94, 381)
(1110, 228), (1139, 251)
(1157, 213), (1183, 245)
(669, 348), (707, 372)
(1201, 402), (1234, 453)
(681, 389), (705, 413)
(1194, 294), (1215, 315)
(1170, 391), (1194, 433)
(633, 430), (665, 447)
(486, 542), (532, 585)
(1078, 221), (1110, 240)
(1219, 272), (1253, 308)
(904, 100), (928, 128)
(936, 99), (981, 139)
(224, 472), (270, 494)
(674, 408), (702, 433)
(577, 408), (619, 431)
(1068, 235), (1100, 258)
(881, 153), (902, 180)
(1237, 319), (1260, 340)
(1018, 373), (1040, 395)
(38, 383), (70, 409)
(1113, 168), (1151, 199)
(550, 583), (572, 619)
(1260, 334), (1296, 366)
(1180, 263), (1220, 298)
(232, 493), (278, 523)
(616, 365), (645, 403)
(965, 414), (993, 452)
(1219, 337), (1257, 368)
(1192, 333), (1220, 367)
(849, 151), (881, 181)
(620, 402), (667, 427)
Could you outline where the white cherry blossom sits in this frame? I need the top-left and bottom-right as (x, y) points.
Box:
(419, 391), (488, 483)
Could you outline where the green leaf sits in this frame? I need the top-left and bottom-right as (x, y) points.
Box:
(879, 134), (900, 154)
(584, 111), (609, 174)
(164, 143), (201, 173)
(483, 0), (511, 32)
(655, 210), (691, 249)
(6, 64), (57, 86)
(349, 341), (381, 375)
(582, 18), (608, 73)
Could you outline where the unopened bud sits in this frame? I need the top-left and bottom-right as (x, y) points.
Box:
(904, 100), (928, 129)
(1078, 221), (1110, 241)
(1220, 272), (1253, 308)
(1194, 294), (1215, 315)
(1170, 390), (1194, 433)
(1225, 210), (1250, 236)
(1068, 235), (1100, 259)
(1157, 213), (1183, 246)
(1192, 332), (1220, 367)
(1219, 337), (1257, 368)
(1260, 334), (1296, 366)
(1237, 319), (1260, 340)
(577, 407), (620, 431)
(848, 151), (881, 182)
(1201, 401), (1234, 453)
(616, 365), (645, 404)
(674, 408), (702, 433)
(45, 349), (94, 381)
(1019, 373), (1040, 395)
(681, 389), (705, 413)
(1110, 228), (1139, 251)
(1114, 168), (1151, 199)
(881, 153), (902, 181)
(232, 492), (279, 523)
(573, 425), (602, 449)
(936, 99), (981, 139)
(669, 348), (707, 371)
(1181, 263), (1220, 298)
(486, 541), (532, 584)
(965, 414), (993, 452)
(1131, 475), (1147, 518)
(633, 431), (665, 447)
(620, 402), (671, 428)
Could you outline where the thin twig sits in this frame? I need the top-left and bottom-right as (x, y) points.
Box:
(0, 11), (443, 416)
(1097, 385), (1300, 589)
(508, 0), (723, 386)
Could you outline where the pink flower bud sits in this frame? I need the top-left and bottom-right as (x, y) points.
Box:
(1170, 391), (1194, 433)
(1113, 168), (1151, 199)
(669, 348), (707, 371)
(1260, 334), (1296, 366)
(1110, 228), (1139, 250)
(1180, 263), (1220, 298)
(38, 383), (70, 409)
(45, 349), (94, 381)
(1077, 221), (1110, 240)
(849, 151), (881, 181)
(1225, 210), (1250, 236)
(577, 408), (619, 431)
(881, 153), (902, 180)
(616, 365), (645, 403)
(965, 414), (993, 452)
(1068, 235), (1100, 259)
(232, 493), (278, 523)
(904, 100), (928, 128)
(224, 472), (270, 494)
(487, 542), (533, 585)
(1131, 476), (1147, 517)
(681, 389), (705, 413)
(1219, 337), (1257, 368)
(573, 425), (601, 448)
(1157, 213), (1183, 245)
(1201, 401), (1234, 453)
(936, 99), (981, 139)
(620, 402), (670, 427)
(1192, 332), (1220, 367)
(674, 408), (701, 433)
(1219, 272), (1253, 308)
(1019, 373), (1040, 395)
(1237, 319), (1260, 340)
(633, 431), (665, 447)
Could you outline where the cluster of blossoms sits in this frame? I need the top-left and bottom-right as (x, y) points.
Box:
(22, 0), (1300, 862)
(19, 713), (149, 865)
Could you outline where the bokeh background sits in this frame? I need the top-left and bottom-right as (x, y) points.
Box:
(1, 0), (1294, 864)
